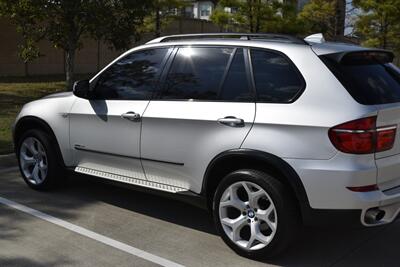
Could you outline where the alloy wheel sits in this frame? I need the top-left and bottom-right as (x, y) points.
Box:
(219, 181), (277, 251)
(19, 137), (48, 185)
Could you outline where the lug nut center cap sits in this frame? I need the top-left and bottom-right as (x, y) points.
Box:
(247, 210), (255, 218)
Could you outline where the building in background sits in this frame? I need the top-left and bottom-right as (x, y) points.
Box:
(183, 1), (215, 20)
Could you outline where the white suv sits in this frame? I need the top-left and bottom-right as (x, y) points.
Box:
(13, 33), (400, 259)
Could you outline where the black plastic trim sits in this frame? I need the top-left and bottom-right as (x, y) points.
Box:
(201, 149), (310, 222)
(13, 116), (66, 168)
(74, 145), (184, 166)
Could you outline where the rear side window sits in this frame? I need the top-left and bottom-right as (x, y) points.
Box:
(250, 49), (305, 103)
(321, 56), (400, 105)
(161, 47), (253, 101)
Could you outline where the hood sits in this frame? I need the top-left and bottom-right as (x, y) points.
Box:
(42, 91), (74, 99)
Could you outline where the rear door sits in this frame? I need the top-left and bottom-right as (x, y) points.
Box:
(140, 46), (256, 193)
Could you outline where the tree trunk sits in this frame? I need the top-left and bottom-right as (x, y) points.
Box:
(24, 62), (29, 77)
(97, 39), (101, 72)
(155, 7), (161, 37)
(65, 48), (76, 91)
(248, 0), (254, 33)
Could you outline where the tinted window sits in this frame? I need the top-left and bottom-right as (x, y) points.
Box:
(251, 50), (305, 103)
(321, 57), (400, 105)
(161, 47), (233, 100)
(94, 48), (168, 100)
(220, 49), (253, 101)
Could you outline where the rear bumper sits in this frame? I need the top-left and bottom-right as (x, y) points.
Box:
(286, 153), (400, 227)
(361, 187), (400, 226)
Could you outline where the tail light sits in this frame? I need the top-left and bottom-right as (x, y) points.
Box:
(329, 116), (397, 154)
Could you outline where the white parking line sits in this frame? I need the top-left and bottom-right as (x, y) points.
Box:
(0, 196), (185, 267)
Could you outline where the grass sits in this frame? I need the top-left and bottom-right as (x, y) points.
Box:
(0, 78), (66, 154)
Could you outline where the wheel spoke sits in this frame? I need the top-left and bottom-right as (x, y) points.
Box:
(220, 186), (246, 211)
(247, 222), (258, 249)
(257, 205), (276, 232)
(32, 163), (41, 184)
(248, 189), (264, 208)
(39, 162), (47, 179)
(38, 144), (46, 157)
(221, 215), (247, 242)
(21, 153), (36, 166)
(24, 138), (38, 155)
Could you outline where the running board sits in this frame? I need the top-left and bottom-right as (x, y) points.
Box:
(75, 166), (186, 193)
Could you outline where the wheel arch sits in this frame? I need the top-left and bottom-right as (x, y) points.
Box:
(201, 149), (310, 221)
(13, 116), (66, 167)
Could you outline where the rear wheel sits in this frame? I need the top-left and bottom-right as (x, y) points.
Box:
(213, 169), (300, 259)
(17, 129), (64, 190)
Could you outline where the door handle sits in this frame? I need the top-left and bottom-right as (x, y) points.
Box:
(121, 111), (141, 122)
(217, 116), (245, 127)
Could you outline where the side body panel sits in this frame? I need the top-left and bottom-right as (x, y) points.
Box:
(141, 101), (256, 193)
(242, 45), (380, 210)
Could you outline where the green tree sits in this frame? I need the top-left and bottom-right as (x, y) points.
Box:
(210, 7), (231, 32)
(298, 0), (346, 39)
(212, 0), (279, 33)
(211, 0), (303, 34)
(141, 0), (186, 37)
(0, 0), (152, 90)
(298, 0), (336, 38)
(261, 0), (305, 34)
(353, 0), (400, 54)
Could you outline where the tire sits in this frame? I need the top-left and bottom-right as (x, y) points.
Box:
(213, 169), (300, 259)
(17, 129), (65, 190)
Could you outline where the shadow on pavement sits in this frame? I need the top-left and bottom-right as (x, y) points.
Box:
(65, 174), (399, 266)
(1, 169), (399, 266)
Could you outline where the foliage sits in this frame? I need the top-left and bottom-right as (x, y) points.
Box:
(298, 0), (337, 38)
(0, 0), (152, 90)
(210, 7), (232, 32)
(261, 1), (305, 34)
(211, 0), (303, 33)
(353, 0), (400, 53)
(141, 0), (186, 37)
(0, 79), (65, 154)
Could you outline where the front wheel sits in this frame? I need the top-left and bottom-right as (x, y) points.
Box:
(17, 129), (64, 190)
(213, 169), (300, 259)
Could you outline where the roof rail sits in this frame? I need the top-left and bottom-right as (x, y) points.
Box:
(146, 33), (308, 45)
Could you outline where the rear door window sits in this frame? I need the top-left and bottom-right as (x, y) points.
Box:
(321, 56), (400, 105)
(161, 47), (233, 100)
(160, 47), (253, 101)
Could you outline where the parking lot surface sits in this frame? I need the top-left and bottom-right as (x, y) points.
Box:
(0, 163), (399, 267)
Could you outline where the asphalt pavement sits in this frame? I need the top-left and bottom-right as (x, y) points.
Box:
(0, 156), (399, 267)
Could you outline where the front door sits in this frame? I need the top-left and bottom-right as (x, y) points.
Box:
(70, 47), (170, 180)
(141, 47), (256, 193)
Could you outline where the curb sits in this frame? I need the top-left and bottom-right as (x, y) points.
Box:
(0, 153), (17, 169)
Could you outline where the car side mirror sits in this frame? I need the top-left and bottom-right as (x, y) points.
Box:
(73, 80), (90, 99)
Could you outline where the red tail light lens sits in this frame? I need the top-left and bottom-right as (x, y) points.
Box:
(376, 127), (397, 151)
(329, 116), (397, 154)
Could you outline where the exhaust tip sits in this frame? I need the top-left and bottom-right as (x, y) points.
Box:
(365, 208), (386, 224)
